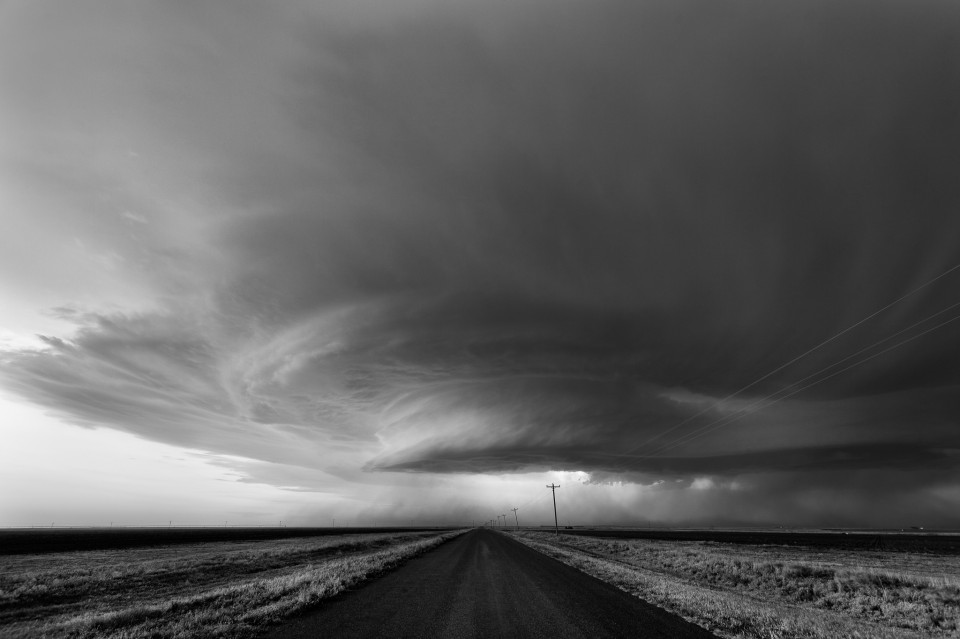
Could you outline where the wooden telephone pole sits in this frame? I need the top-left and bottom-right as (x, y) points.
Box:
(546, 484), (560, 536)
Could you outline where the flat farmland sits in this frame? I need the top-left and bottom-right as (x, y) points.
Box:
(0, 528), (466, 638)
(0, 526), (453, 555)
(512, 529), (960, 638)
(4, 526), (957, 638)
(558, 527), (960, 554)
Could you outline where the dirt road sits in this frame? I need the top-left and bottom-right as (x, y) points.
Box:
(263, 528), (716, 638)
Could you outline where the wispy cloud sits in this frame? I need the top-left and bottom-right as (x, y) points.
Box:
(1, 0), (959, 525)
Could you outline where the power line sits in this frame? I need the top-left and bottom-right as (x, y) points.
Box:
(756, 299), (960, 404)
(624, 261), (960, 456)
(638, 310), (960, 458)
(611, 302), (960, 461)
(515, 485), (552, 511)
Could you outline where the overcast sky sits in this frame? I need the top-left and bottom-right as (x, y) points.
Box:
(2, 0), (959, 529)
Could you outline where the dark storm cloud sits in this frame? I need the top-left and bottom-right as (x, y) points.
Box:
(2, 0), (960, 517)
(233, 0), (960, 384)
(228, 0), (960, 475)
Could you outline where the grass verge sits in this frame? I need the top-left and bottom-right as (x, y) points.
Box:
(511, 531), (960, 639)
(1, 529), (466, 638)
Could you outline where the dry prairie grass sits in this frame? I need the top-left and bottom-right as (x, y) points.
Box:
(512, 531), (960, 639)
(0, 529), (465, 638)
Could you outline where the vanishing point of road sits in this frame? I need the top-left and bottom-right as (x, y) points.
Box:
(264, 528), (717, 638)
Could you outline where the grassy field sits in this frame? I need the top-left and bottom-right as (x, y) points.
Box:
(512, 530), (960, 639)
(0, 529), (465, 638)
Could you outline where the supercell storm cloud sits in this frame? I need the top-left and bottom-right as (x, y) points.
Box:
(1, 0), (959, 526)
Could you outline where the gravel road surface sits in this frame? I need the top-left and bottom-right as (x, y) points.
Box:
(263, 528), (717, 638)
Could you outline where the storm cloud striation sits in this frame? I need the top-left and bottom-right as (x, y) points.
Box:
(1, 0), (959, 526)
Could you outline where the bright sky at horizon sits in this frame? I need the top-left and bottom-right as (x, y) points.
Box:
(2, 0), (959, 529)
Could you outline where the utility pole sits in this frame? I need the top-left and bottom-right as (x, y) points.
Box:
(511, 507), (519, 530)
(547, 483), (560, 536)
